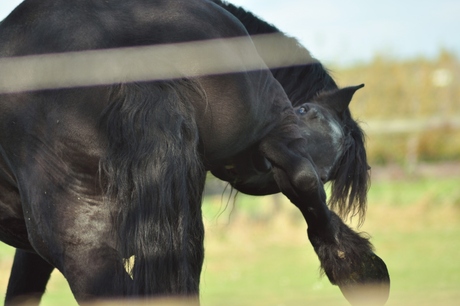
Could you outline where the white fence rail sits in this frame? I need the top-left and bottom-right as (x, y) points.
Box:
(364, 116), (460, 135)
(363, 116), (460, 173)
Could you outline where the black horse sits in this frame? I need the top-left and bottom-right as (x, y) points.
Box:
(0, 0), (389, 305)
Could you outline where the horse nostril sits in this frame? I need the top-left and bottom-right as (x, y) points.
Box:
(224, 164), (238, 176)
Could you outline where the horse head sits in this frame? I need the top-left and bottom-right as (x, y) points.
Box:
(305, 84), (370, 220)
(213, 84), (369, 220)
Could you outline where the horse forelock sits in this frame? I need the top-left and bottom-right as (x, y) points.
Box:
(328, 114), (370, 223)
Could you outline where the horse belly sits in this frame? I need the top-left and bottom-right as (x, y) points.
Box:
(0, 161), (31, 250)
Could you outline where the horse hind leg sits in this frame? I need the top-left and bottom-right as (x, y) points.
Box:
(5, 249), (54, 306)
(14, 168), (134, 302)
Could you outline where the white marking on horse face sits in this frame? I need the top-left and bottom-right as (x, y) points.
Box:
(328, 119), (344, 148)
(323, 119), (345, 178)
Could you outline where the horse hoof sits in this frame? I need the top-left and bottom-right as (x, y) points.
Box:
(338, 253), (390, 306)
(340, 282), (390, 306)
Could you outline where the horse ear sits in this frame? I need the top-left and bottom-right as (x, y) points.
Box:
(321, 84), (365, 113)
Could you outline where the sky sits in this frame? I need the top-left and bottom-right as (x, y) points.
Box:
(1, 0), (459, 66)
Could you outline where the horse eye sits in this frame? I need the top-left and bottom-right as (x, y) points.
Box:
(297, 105), (319, 119)
(298, 107), (307, 115)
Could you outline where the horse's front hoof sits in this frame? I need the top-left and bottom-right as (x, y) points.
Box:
(337, 253), (390, 306)
(340, 282), (390, 306)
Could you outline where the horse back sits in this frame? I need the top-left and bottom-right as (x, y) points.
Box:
(0, 0), (290, 164)
(0, 0), (250, 55)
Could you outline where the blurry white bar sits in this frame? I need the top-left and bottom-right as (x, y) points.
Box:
(0, 34), (315, 93)
(365, 117), (460, 134)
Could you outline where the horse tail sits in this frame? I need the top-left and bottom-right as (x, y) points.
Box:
(100, 80), (206, 296)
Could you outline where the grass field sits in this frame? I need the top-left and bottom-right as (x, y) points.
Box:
(0, 175), (459, 305)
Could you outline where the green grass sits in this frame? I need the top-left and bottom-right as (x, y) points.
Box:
(367, 177), (460, 208)
(1, 176), (459, 305)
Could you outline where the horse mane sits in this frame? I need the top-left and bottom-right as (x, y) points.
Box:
(329, 111), (370, 222)
(214, 0), (369, 220)
(212, 0), (337, 106)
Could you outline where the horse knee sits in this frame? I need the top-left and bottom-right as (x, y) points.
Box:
(290, 163), (323, 197)
(292, 170), (315, 191)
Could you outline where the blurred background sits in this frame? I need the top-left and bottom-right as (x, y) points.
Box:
(0, 0), (459, 305)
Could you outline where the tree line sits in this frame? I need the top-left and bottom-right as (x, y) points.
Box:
(334, 49), (460, 165)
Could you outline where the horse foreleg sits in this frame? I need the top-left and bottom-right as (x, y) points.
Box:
(260, 138), (390, 305)
(5, 249), (54, 306)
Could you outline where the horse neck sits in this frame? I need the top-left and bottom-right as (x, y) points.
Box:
(213, 0), (337, 106)
(271, 62), (338, 106)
